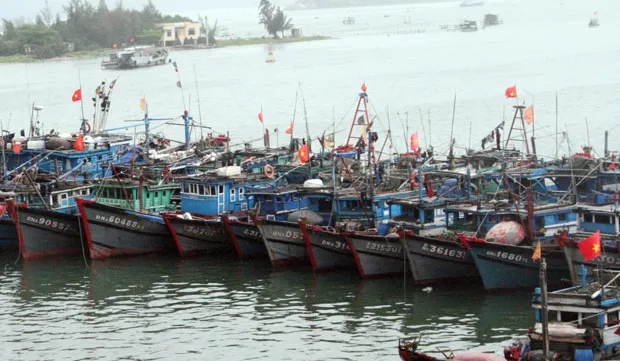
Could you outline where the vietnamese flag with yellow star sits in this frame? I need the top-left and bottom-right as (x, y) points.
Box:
(577, 230), (601, 261)
(298, 143), (309, 163)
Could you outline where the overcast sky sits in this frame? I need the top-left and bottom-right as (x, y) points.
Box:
(2, 0), (292, 20)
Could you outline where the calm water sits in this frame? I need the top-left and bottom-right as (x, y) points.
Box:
(0, 0), (618, 358)
(0, 252), (532, 360)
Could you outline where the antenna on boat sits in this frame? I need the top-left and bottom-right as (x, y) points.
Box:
(585, 116), (591, 147)
(0, 120), (6, 182)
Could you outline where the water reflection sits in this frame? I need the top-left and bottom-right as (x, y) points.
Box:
(1, 253), (534, 360)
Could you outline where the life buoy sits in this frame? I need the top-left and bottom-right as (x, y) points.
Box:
(410, 170), (424, 187)
(80, 121), (91, 134)
(264, 164), (275, 179)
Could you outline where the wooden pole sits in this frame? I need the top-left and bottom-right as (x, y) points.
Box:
(540, 258), (550, 361)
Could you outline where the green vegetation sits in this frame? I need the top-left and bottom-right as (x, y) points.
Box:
(0, 0), (200, 60)
(218, 35), (329, 48)
(258, 0), (294, 39)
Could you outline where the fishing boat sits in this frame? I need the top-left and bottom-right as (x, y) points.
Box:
(7, 181), (94, 259)
(168, 165), (275, 257)
(8, 202), (86, 259)
(77, 199), (175, 259)
(75, 177), (180, 259)
(459, 199), (577, 291)
(249, 185), (315, 267)
(222, 214), (266, 259)
(529, 271), (620, 361)
(561, 204), (620, 284)
(101, 46), (169, 70)
(163, 213), (233, 257)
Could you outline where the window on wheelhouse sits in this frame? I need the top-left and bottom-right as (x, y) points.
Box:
(238, 187), (245, 200)
(230, 188), (236, 202)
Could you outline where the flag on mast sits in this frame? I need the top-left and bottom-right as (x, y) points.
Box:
(532, 241), (542, 261)
(577, 230), (601, 261)
(524, 105), (534, 124)
(285, 122), (294, 135)
(505, 86), (517, 98)
(72, 88), (82, 102)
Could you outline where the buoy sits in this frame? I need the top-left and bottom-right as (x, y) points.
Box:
(264, 164), (275, 179)
(410, 170), (424, 187)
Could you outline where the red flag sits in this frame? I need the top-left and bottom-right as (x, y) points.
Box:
(258, 111), (264, 123)
(298, 143), (310, 163)
(74, 134), (85, 151)
(130, 37), (135, 43)
(410, 131), (419, 151)
(426, 180), (434, 198)
(505, 85), (517, 98)
(113, 43), (117, 49)
(285, 122), (294, 135)
(577, 230), (601, 261)
(72, 88), (82, 102)
(524, 105), (534, 124)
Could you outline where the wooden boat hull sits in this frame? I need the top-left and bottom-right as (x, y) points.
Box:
(402, 233), (478, 285)
(222, 216), (266, 259)
(163, 215), (233, 257)
(0, 214), (18, 248)
(463, 240), (569, 291)
(77, 199), (175, 259)
(254, 219), (309, 267)
(9, 202), (84, 259)
(345, 232), (405, 278)
(562, 239), (620, 284)
(300, 223), (356, 271)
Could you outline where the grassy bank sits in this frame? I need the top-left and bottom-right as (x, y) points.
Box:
(217, 35), (330, 48)
(0, 48), (105, 64)
(0, 36), (330, 64)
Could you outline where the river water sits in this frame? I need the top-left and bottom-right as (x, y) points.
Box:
(0, 0), (618, 359)
(0, 253), (532, 360)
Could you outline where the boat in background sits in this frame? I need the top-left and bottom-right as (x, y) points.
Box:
(101, 46), (169, 70)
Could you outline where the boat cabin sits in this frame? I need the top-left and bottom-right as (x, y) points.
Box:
(94, 181), (180, 213)
(575, 204), (620, 235)
(180, 173), (272, 216)
(531, 279), (620, 361)
(245, 185), (308, 221)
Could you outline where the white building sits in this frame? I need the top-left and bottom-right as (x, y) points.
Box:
(160, 22), (201, 46)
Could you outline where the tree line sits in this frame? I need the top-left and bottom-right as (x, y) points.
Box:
(0, 0), (218, 59)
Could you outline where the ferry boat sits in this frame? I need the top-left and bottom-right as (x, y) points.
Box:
(101, 46), (169, 70)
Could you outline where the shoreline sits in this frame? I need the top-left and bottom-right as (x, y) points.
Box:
(0, 36), (331, 65)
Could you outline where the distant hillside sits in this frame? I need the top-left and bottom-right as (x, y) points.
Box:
(287, 0), (425, 10)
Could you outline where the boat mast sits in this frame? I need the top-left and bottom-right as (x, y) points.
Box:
(301, 87), (311, 178)
(539, 258), (550, 361)
(193, 64), (204, 142)
(448, 93), (456, 169)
